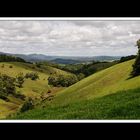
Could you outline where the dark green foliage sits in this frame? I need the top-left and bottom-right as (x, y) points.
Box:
(0, 94), (10, 102)
(35, 63), (42, 68)
(0, 74), (25, 101)
(77, 73), (85, 80)
(13, 91), (26, 100)
(48, 74), (78, 87)
(15, 73), (25, 88)
(131, 39), (140, 77)
(0, 74), (16, 96)
(0, 54), (26, 63)
(20, 97), (34, 112)
(25, 72), (39, 80)
(119, 55), (136, 63)
(56, 61), (117, 77)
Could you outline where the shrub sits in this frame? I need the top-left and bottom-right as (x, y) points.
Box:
(13, 91), (26, 100)
(0, 95), (10, 102)
(48, 76), (58, 86)
(77, 73), (85, 80)
(25, 72), (39, 80)
(1, 64), (4, 68)
(15, 73), (25, 88)
(20, 97), (34, 112)
(9, 65), (13, 68)
(0, 74), (16, 96)
(35, 63), (41, 68)
(47, 89), (51, 93)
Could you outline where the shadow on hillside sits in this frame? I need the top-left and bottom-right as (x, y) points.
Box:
(126, 75), (137, 80)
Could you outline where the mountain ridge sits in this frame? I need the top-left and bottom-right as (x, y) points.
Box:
(0, 51), (122, 63)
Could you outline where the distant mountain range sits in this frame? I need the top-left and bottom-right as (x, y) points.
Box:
(0, 52), (122, 64)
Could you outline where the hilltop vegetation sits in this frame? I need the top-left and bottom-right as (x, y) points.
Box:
(46, 61), (118, 80)
(0, 54), (26, 63)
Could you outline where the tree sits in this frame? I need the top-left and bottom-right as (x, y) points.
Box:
(48, 74), (78, 87)
(20, 97), (34, 112)
(131, 39), (140, 77)
(0, 74), (16, 96)
(77, 73), (85, 80)
(25, 72), (39, 80)
(15, 73), (25, 88)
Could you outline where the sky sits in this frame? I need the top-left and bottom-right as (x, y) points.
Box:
(0, 20), (139, 56)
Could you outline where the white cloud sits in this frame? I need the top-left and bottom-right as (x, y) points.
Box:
(0, 20), (139, 56)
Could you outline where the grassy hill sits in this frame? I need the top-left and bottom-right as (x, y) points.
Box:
(47, 59), (140, 105)
(10, 59), (140, 119)
(0, 62), (71, 119)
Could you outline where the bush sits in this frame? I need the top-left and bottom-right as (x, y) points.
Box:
(47, 89), (51, 93)
(20, 97), (34, 112)
(77, 73), (85, 80)
(15, 73), (25, 88)
(48, 74), (78, 87)
(1, 64), (4, 68)
(9, 65), (13, 68)
(13, 91), (26, 100)
(25, 72), (39, 80)
(0, 74), (16, 96)
(35, 63), (41, 68)
(0, 95), (10, 102)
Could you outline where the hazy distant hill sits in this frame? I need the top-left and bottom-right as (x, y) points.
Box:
(0, 52), (121, 63)
(50, 58), (82, 64)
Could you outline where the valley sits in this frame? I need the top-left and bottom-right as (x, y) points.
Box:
(8, 58), (140, 119)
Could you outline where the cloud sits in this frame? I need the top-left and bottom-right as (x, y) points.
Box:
(0, 20), (139, 56)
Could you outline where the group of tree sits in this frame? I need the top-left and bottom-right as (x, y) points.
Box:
(25, 72), (39, 80)
(0, 54), (26, 63)
(119, 55), (136, 63)
(54, 61), (118, 78)
(131, 39), (140, 77)
(48, 74), (78, 87)
(0, 71), (39, 101)
(15, 73), (25, 88)
(20, 97), (34, 112)
(0, 74), (25, 101)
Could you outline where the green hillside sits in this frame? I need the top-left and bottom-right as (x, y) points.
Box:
(10, 59), (140, 119)
(0, 62), (70, 119)
(47, 59), (140, 105)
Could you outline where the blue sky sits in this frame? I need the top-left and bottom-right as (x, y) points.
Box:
(0, 20), (139, 56)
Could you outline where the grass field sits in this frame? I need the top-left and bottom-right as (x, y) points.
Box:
(10, 59), (140, 119)
(46, 59), (140, 106)
(0, 62), (70, 118)
(12, 88), (140, 119)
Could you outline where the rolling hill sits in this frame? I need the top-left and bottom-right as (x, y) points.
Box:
(10, 59), (140, 119)
(0, 62), (71, 119)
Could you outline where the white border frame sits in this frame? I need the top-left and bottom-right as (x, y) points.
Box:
(1, 17), (140, 123)
(0, 17), (140, 20)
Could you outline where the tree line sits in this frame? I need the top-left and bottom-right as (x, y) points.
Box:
(0, 54), (26, 63)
